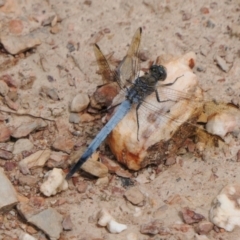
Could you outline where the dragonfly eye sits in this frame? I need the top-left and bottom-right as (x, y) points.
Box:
(150, 65), (167, 81)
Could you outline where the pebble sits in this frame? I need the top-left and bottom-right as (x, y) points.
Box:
(124, 187), (145, 205)
(40, 86), (59, 101)
(18, 175), (39, 187)
(196, 220), (214, 235)
(13, 139), (34, 155)
(0, 123), (11, 142)
(0, 149), (13, 160)
(9, 19), (24, 34)
(4, 95), (19, 110)
(0, 34), (41, 55)
(181, 207), (205, 224)
(40, 168), (68, 197)
(52, 136), (74, 154)
(77, 181), (88, 193)
(0, 80), (9, 96)
(11, 119), (47, 138)
(95, 176), (109, 185)
(46, 151), (68, 168)
(215, 55), (229, 72)
(0, 168), (18, 213)
(19, 232), (37, 240)
(70, 93), (89, 112)
(140, 220), (169, 235)
(62, 215), (73, 231)
(19, 150), (51, 175)
(17, 204), (63, 240)
(69, 113), (80, 123)
(194, 234), (210, 240)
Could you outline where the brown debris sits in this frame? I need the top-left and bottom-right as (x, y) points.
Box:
(181, 207), (205, 224)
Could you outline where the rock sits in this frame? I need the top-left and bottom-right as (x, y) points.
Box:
(8, 19), (24, 34)
(0, 74), (18, 88)
(77, 181), (88, 193)
(0, 168), (18, 213)
(194, 234), (210, 240)
(4, 161), (17, 171)
(124, 186), (145, 205)
(46, 151), (68, 168)
(0, 34), (41, 55)
(40, 86), (60, 101)
(18, 175), (39, 187)
(140, 220), (169, 235)
(69, 113), (80, 123)
(0, 80), (9, 96)
(19, 231), (37, 240)
(95, 176), (109, 185)
(69, 150), (108, 177)
(0, 0), (6, 7)
(210, 183), (240, 231)
(40, 168), (68, 197)
(70, 93), (89, 112)
(62, 215), (73, 231)
(0, 123), (11, 142)
(215, 55), (229, 72)
(19, 150), (51, 174)
(17, 204), (63, 240)
(196, 220), (214, 235)
(181, 207), (205, 224)
(11, 119), (47, 138)
(0, 149), (13, 160)
(97, 209), (127, 234)
(165, 156), (176, 166)
(0, 142), (14, 152)
(13, 139), (34, 155)
(52, 136), (74, 154)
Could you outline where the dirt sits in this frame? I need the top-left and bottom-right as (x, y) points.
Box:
(1, 0), (240, 239)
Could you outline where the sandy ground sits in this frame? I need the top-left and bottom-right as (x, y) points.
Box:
(1, 0), (240, 239)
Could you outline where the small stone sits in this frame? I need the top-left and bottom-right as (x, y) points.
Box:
(0, 123), (11, 142)
(181, 207), (205, 224)
(200, 7), (209, 14)
(17, 204), (63, 240)
(4, 95), (19, 110)
(0, 149), (13, 160)
(4, 161), (17, 171)
(40, 86), (59, 101)
(11, 119), (47, 138)
(95, 176), (109, 185)
(77, 181), (88, 193)
(13, 139), (34, 155)
(0, 34), (41, 55)
(165, 156), (176, 166)
(0, 74), (18, 88)
(196, 220), (214, 235)
(194, 234), (210, 240)
(50, 24), (61, 34)
(90, 83), (119, 109)
(124, 186), (145, 205)
(0, 80), (9, 96)
(140, 220), (169, 235)
(62, 215), (73, 231)
(18, 175), (39, 187)
(52, 136), (75, 154)
(182, 12), (191, 21)
(70, 93), (89, 112)
(19, 232), (37, 240)
(46, 151), (68, 168)
(26, 225), (38, 234)
(19, 150), (51, 175)
(69, 113), (80, 124)
(0, 168), (18, 213)
(215, 55), (229, 72)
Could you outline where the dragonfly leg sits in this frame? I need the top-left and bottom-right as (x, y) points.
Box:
(160, 74), (184, 87)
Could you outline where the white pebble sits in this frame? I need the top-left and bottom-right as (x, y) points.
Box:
(40, 168), (68, 196)
(210, 184), (240, 231)
(97, 208), (127, 233)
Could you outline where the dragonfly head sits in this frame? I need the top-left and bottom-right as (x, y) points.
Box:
(150, 65), (167, 82)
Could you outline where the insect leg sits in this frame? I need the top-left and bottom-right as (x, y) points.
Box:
(136, 103), (141, 141)
(160, 75), (184, 87)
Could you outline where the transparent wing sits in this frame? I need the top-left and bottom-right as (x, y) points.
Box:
(93, 44), (118, 85)
(117, 27), (142, 88)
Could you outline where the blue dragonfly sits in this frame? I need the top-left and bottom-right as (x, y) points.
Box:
(66, 27), (184, 179)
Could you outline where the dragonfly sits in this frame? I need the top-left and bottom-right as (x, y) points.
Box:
(66, 27), (186, 180)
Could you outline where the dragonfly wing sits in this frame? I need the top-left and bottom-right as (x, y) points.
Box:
(93, 44), (113, 84)
(118, 28), (142, 88)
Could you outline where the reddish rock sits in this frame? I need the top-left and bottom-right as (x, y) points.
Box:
(165, 156), (176, 166)
(0, 149), (13, 160)
(4, 161), (17, 171)
(0, 124), (11, 142)
(140, 220), (169, 235)
(200, 7), (209, 14)
(181, 207), (205, 224)
(52, 136), (75, 154)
